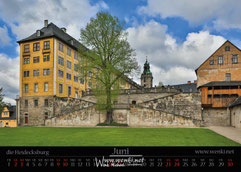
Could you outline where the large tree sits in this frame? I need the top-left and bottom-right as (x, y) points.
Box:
(78, 12), (140, 124)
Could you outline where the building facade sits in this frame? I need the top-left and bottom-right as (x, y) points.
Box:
(16, 21), (241, 128)
(196, 40), (241, 128)
(18, 21), (87, 100)
(196, 40), (241, 87)
(17, 20), (140, 126)
(17, 20), (87, 125)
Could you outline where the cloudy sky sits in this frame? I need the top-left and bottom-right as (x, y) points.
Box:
(1, 0), (241, 104)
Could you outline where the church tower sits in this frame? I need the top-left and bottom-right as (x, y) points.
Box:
(141, 58), (153, 88)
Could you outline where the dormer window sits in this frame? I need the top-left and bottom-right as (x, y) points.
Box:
(70, 39), (74, 45)
(36, 30), (41, 37)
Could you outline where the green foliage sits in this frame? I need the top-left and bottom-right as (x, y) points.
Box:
(0, 88), (6, 114)
(78, 11), (140, 122)
(94, 79), (120, 112)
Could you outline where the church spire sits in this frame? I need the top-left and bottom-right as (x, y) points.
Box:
(143, 57), (152, 75)
(141, 57), (153, 88)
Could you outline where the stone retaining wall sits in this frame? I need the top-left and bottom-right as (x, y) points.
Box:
(45, 92), (202, 127)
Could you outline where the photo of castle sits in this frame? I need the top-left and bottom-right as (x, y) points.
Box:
(11, 20), (240, 129)
(0, 1), (241, 152)
(1, 2), (241, 170)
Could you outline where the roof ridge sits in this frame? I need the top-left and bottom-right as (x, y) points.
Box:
(17, 21), (87, 51)
(195, 40), (241, 74)
(48, 22), (78, 41)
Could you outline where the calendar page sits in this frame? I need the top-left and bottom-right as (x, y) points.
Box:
(0, 147), (240, 168)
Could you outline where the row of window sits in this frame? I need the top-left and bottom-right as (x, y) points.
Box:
(59, 69), (93, 86)
(58, 56), (79, 71)
(23, 69), (50, 77)
(24, 41), (50, 53)
(208, 86), (241, 90)
(24, 82), (81, 98)
(23, 41), (79, 59)
(59, 84), (79, 97)
(24, 54), (78, 71)
(209, 55), (238, 65)
(24, 55), (50, 64)
(2, 111), (8, 116)
(24, 82), (49, 93)
(24, 99), (49, 108)
(57, 70), (78, 81)
(207, 94), (238, 98)
(58, 42), (79, 59)
(23, 111), (49, 123)
(23, 69), (91, 86)
(58, 69), (92, 86)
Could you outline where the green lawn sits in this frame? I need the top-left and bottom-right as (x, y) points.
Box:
(0, 127), (240, 146)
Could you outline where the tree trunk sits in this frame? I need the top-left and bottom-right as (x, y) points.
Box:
(106, 110), (113, 124)
(105, 86), (113, 124)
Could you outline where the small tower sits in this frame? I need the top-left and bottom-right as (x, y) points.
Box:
(141, 58), (153, 88)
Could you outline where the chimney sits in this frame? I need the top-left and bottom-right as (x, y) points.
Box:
(61, 27), (66, 33)
(187, 81), (191, 84)
(44, 20), (48, 27)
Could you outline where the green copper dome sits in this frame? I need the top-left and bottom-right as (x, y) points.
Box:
(142, 59), (152, 76)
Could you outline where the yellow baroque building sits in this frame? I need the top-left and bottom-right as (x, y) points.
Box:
(17, 20), (140, 126)
(18, 25), (86, 98)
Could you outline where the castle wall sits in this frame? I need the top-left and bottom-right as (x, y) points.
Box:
(82, 87), (180, 104)
(45, 105), (106, 127)
(21, 91), (236, 128)
(128, 107), (200, 127)
(138, 93), (202, 120)
(19, 96), (55, 126)
(45, 105), (202, 127)
(19, 96), (95, 126)
(45, 92), (203, 127)
(230, 105), (241, 129)
(202, 108), (230, 126)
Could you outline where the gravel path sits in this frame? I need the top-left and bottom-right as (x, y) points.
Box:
(207, 126), (241, 144)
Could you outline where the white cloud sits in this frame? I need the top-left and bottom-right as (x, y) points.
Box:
(139, 0), (241, 30)
(97, 0), (109, 10)
(3, 97), (16, 105)
(0, 54), (19, 104)
(0, 0), (230, 93)
(127, 20), (226, 85)
(0, 25), (11, 45)
(0, 0), (108, 103)
(153, 66), (196, 85)
(0, 0), (106, 40)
